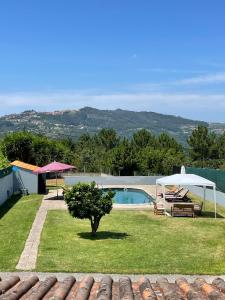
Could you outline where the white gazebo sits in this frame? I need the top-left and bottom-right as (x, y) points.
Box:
(156, 173), (217, 218)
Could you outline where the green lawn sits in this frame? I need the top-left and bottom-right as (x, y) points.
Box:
(0, 194), (42, 270)
(37, 199), (225, 274)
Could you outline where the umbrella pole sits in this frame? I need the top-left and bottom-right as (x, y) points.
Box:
(56, 172), (58, 199)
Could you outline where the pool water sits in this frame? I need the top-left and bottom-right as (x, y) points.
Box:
(103, 188), (153, 204)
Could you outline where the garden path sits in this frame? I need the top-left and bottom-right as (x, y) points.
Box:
(16, 190), (66, 270)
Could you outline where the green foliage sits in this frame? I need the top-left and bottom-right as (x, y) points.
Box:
(187, 125), (225, 167)
(65, 182), (114, 235)
(187, 126), (215, 162)
(0, 150), (9, 169)
(1, 131), (70, 166)
(2, 131), (34, 163)
(158, 132), (183, 152)
(110, 139), (138, 175)
(132, 129), (156, 148)
(32, 135), (71, 165)
(96, 128), (120, 150)
(138, 147), (185, 175)
(2, 125), (225, 175)
(217, 132), (225, 158)
(73, 134), (103, 172)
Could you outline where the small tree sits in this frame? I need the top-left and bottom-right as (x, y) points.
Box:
(65, 182), (114, 236)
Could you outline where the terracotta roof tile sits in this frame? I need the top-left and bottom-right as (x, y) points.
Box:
(0, 275), (225, 299)
(10, 160), (39, 172)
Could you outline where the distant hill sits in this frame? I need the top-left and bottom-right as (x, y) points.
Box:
(0, 107), (224, 144)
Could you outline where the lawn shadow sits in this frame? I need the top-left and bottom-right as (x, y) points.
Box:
(44, 195), (64, 200)
(0, 194), (22, 219)
(78, 231), (130, 240)
(201, 211), (224, 219)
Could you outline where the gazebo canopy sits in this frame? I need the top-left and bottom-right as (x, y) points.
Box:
(156, 173), (217, 218)
(156, 173), (215, 188)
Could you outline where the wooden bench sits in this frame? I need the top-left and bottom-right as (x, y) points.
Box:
(171, 203), (195, 217)
(153, 202), (165, 215)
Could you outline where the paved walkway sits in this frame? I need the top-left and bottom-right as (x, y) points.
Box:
(16, 190), (66, 270)
(16, 205), (47, 270)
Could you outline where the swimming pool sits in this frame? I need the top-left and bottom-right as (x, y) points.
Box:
(103, 188), (153, 204)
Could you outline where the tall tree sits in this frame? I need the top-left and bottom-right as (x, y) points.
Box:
(2, 131), (70, 166)
(132, 129), (156, 148)
(2, 131), (34, 163)
(96, 128), (120, 150)
(110, 139), (138, 175)
(217, 132), (225, 159)
(187, 125), (215, 163)
(158, 132), (183, 152)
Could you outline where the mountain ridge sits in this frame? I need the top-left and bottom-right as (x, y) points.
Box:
(0, 106), (224, 144)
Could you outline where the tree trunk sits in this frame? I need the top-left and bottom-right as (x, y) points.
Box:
(90, 217), (100, 236)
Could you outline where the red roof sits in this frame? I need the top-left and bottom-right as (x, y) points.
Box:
(0, 275), (225, 299)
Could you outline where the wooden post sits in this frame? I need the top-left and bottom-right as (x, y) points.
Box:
(56, 172), (58, 199)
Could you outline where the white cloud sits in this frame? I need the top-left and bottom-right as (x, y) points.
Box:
(138, 68), (205, 74)
(177, 71), (225, 85)
(134, 71), (225, 91)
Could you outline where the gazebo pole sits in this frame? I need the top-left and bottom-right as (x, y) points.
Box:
(213, 185), (217, 219)
(163, 185), (166, 215)
(203, 186), (206, 211)
(155, 184), (158, 201)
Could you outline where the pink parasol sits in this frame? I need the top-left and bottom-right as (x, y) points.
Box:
(34, 161), (76, 198)
(34, 161), (75, 174)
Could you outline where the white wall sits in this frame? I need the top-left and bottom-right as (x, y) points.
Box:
(0, 173), (14, 205)
(13, 169), (38, 194)
(64, 175), (163, 186)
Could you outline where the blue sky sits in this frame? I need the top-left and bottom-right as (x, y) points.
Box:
(1, 0), (225, 122)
